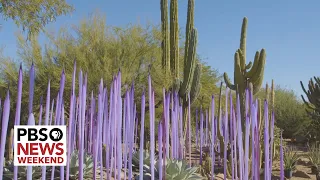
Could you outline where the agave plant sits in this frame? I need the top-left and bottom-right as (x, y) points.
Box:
(135, 158), (205, 180)
(165, 159), (204, 179)
(315, 164), (320, 180)
(283, 147), (299, 171)
(308, 145), (320, 174)
(50, 150), (99, 179)
(2, 160), (44, 180)
(132, 150), (153, 173)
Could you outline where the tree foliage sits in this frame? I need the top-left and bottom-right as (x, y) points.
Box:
(0, 13), (221, 127)
(0, 0), (74, 37)
(257, 86), (311, 138)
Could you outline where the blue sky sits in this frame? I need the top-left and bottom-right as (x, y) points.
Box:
(1, 0), (320, 97)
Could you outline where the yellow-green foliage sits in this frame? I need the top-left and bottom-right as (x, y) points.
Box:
(0, 12), (221, 128)
(0, 0), (74, 38)
(255, 85), (312, 138)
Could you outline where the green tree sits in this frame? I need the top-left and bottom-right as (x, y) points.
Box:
(0, 13), (221, 128)
(0, 0), (74, 37)
(257, 86), (311, 138)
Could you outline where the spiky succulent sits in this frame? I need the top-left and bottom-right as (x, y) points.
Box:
(50, 150), (98, 179)
(135, 158), (204, 180)
(308, 146), (320, 166)
(2, 160), (44, 180)
(132, 150), (153, 173)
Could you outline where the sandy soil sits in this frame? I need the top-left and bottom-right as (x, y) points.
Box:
(272, 156), (317, 180)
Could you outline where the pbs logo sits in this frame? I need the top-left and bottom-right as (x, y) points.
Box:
(13, 125), (67, 166)
(49, 128), (63, 141)
(15, 126), (66, 142)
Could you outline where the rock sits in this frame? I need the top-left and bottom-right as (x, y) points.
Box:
(293, 170), (312, 178)
(297, 157), (313, 166)
(270, 174), (281, 180)
(306, 160), (313, 166)
(215, 173), (225, 180)
(296, 158), (305, 165)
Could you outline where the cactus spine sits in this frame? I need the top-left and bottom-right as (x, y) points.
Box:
(223, 17), (266, 125)
(160, 0), (201, 104)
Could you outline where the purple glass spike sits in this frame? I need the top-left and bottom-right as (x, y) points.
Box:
(27, 113), (35, 180)
(264, 100), (269, 180)
(280, 130), (284, 180)
(165, 93), (170, 158)
(200, 108), (203, 165)
(210, 95), (215, 180)
(148, 74), (155, 180)
(38, 97), (43, 125)
(232, 111), (238, 180)
(188, 93), (192, 166)
(28, 63), (35, 115)
(158, 121), (163, 180)
(236, 94), (243, 180)
(14, 65), (23, 126)
(0, 91), (10, 178)
(139, 91), (145, 180)
(205, 109), (208, 146)
(196, 109), (198, 148)
(224, 89), (229, 180)
(14, 65), (23, 180)
(269, 111), (275, 174)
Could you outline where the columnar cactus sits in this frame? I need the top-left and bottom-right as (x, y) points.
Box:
(160, 0), (170, 74)
(223, 17), (266, 124)
(300, 77), (320, 116)
(160, 0), (201, 104)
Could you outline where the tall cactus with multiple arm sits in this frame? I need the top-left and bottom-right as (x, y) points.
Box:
(300, 77), (320, 117)
(223, 17), (266, 125)
(160, 0), (201, 105)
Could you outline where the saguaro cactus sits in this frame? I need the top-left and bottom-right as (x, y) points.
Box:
(223, 17), (266, 125)
(160, 0), (201, 104)
(300, 77), (320, 116)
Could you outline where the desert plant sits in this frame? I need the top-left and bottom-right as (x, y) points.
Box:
(197, 153), (212, 179)
(308, 145), (320, 174)
(0, 56), (277, 179)
(132, 150), (153, 174)
(50, 150), (99, 179)
(2, 160), (44, 180)
(223, 17), (266, 126)
(160, 0), (201, 104)
(301, 77), (320, 117)
(160, 0), (202, 163)
(283, 147), (299, 171)
(135, 158), (205, 180)
(0, 0), (73, 37)
(315, 164), (320, 180)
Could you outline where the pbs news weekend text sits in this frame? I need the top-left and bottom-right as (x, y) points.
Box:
(13, 126), (67, 166)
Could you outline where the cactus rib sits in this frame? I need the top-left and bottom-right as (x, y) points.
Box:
(170, 0), (179, 77)
(179, 28), (198, 96)
(160, 0), (170, 73)
(189, 63), (201, 104)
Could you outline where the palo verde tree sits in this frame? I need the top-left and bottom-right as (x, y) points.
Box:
(0, 0), (74, 38)
(0, 13), (221, 128)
